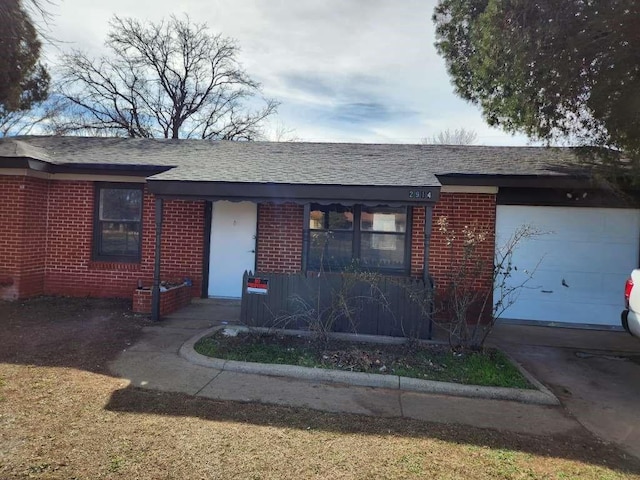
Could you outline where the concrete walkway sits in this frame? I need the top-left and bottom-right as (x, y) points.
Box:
(108, 299), (582, 438)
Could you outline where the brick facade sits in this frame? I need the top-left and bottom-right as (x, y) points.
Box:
(426, 192), (497, 321)
(255, 203), (304, 273)
(252, 197), (497, 301)
(410, 206), (426, 277)
(0, 175), (205, 301)
(0, 175), (48, 300)
(427, 192), (497, 292)
(1, 174), (496, 314)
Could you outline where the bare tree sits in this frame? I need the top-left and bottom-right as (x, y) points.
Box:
(0, 95), (64, 137)
(52, 15), (278, 139)
(265, 119), (300, 142)
(423, 127), (478, 145)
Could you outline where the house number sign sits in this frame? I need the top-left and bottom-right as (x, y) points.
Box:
(408, 190), (432, 200)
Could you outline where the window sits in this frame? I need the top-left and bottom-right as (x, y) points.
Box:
(308, 204), (409, 273)
(93, 184), (143, 262)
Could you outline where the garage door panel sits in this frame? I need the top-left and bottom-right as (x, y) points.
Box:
(506, 300), (621, 325)
(499, 208), (602, 239)
(602, 272), (632, 297)
(498, 207), (639, 241)
(496, 206), (639, 327)
(518, 240), (636, 274)
(605, 210), (640, 241)
(511, 271), (605, 301)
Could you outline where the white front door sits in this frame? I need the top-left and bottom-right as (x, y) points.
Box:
(208, 201), (257, 298)
(496, 205), (640, 327)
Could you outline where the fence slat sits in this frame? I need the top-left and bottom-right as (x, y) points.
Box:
(239, 271), (433, 339)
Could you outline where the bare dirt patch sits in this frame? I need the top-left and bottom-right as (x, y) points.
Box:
(1, 297), (639, 479)
(0, 296), (151, 373)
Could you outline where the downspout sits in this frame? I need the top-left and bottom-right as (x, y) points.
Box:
(151, 198), (163, 322)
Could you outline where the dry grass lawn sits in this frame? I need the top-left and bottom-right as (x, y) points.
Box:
(1, 297), (639, 479)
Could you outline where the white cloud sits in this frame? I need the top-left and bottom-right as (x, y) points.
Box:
(41, 0), (531, 145)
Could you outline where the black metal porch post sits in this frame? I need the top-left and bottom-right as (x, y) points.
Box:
(423, 205), (434, 338)
(423, 205), (433, 284)
(151, 197), (164, 322)
(301, 203), (310, 275)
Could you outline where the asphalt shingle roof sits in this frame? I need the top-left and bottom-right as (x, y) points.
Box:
(0, 136), (586, 186)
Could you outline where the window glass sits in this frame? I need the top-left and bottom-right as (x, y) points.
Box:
(360, 206), (406, 233)
(360, 233), (406, 269)
(309, 209), (325, 230)
(100, 222), (140, 256)
(309, 231), (353, 270)
(94, 185), (143, 262)
(100, 188), (142, 221)
(307, 204), (409, 274)
(309, 204), (353, 230)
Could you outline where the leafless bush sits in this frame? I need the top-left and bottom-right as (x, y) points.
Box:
(434, 216), (542, 350)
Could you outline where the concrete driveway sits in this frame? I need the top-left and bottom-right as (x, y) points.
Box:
(490, 323), (640, 460)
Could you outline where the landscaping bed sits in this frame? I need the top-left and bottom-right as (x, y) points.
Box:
(194, 330), (532, 389)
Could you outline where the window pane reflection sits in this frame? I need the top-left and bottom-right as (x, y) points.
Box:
(309, 231), (353, 270)
(360, 233), (405, 269)
(100, 222), (140, 255)
(360, 206), (406, 233)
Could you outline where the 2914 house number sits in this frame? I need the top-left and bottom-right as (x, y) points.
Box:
(409, 190), (432, 199)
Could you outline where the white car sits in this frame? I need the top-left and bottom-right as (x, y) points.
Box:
(622, 269), (640, 338)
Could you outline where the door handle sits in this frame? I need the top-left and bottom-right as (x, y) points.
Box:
(541, 290), (553, 293)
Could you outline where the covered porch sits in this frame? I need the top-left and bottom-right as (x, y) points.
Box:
(145, 177), (441, 328)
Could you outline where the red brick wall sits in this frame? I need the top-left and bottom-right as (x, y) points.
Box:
(159, 199), (205, 294)
(410, 206), (426, 277)
(44, 181), (206, 298)
(428, 192), (496, 292)
(0, 176), (205, 301)
(21, 177), (49, 297)
(132, 284), (192, 315)
(0, 176), (48, 300)
(44, 180), (96, 295)
(256, 203), (303, 273)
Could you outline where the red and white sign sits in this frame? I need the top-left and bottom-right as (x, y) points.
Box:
(246, 277), (269, 295)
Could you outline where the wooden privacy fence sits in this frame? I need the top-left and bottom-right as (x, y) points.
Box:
(240, 271), (434, 339)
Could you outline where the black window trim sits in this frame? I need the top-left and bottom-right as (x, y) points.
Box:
(307, 204), (412, 275)
(92, 182), (144, 263)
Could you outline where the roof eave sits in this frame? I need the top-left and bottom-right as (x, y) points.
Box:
(53, 163), (173, 177)
(147, 179), (441, 205)
(437, 174), (595, 189)
(0, 157), (54, 172)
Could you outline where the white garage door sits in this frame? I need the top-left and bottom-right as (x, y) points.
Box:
(496, 206), (640, 327)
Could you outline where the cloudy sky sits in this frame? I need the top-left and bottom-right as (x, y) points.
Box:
(41, 0), (532, 145)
